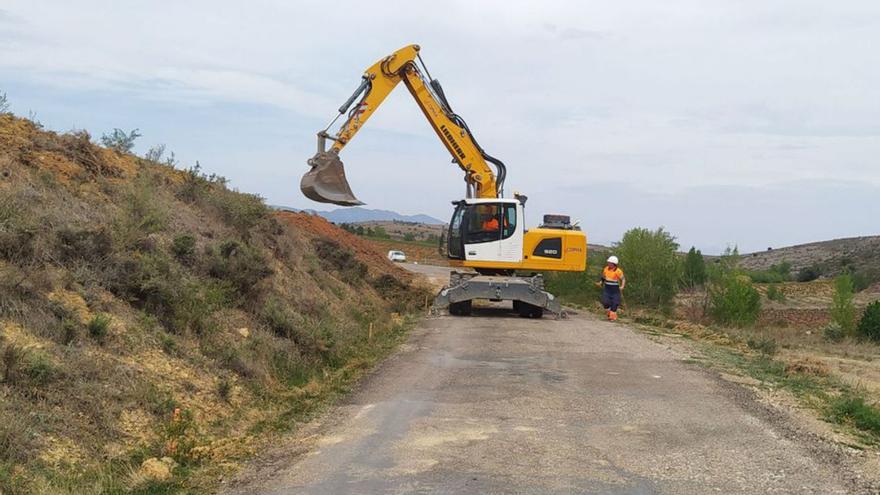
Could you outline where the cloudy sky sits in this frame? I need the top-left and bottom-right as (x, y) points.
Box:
(2, 1), (878, 253)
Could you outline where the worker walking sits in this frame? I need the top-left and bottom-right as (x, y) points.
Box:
(596, 255), (626, 321)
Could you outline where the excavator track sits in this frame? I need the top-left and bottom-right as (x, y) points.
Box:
(433, 271), (565, 319)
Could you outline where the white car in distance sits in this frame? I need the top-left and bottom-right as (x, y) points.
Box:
(387, 250), (406, 262)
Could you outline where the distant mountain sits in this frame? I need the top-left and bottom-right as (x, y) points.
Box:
(273, 206), (445, 225)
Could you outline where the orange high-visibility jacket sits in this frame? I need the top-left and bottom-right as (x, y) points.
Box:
(602, 266), (624, 287)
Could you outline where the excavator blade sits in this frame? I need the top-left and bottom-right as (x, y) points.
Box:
(300, 152), (364, 206)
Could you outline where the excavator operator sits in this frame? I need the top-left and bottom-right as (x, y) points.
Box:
(482, 215), (500, 231)
(478, 205), (501, 232)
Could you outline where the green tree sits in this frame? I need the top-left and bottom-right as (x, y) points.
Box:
(831, 273), (856, 335)
(796, 264), (823, 282)
(100, 128), (142, 153)
(857, 301), (880, 342)
(682, 246), (707, 287)
(403, 232), (416, 242)
(707, 247), (762, 327)
(614, 227), (681, 307)
(770, 261), (791, 279)
(709, 275), (762, 326)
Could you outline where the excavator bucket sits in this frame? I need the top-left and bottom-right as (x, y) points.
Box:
(300, 151), (364, 206)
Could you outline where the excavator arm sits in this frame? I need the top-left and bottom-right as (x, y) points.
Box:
(302, 44), (506, 206)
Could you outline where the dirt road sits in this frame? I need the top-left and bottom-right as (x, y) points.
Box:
(224, 266), (863, 494)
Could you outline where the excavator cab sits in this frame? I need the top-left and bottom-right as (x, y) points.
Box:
(446, 199), (523, 266)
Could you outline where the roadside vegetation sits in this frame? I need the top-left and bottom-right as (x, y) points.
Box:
(545, 224), (880, 446)
(0, 109), (429, 493)
(339, 222), (441, 246)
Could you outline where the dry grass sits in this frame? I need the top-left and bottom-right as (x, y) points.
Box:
(0, 113), (430, 493)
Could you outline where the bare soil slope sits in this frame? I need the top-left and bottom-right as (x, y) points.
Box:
(0, 114), (428, 493)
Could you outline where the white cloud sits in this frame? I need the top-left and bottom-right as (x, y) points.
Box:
(1, 0), (879, 249)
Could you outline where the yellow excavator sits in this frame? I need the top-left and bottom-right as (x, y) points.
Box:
(302, 44), (587, 317)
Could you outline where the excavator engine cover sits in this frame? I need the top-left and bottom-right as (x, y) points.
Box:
(301, 151), (364, 206)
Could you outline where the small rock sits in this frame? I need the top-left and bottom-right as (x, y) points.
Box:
(237, 327), (250, 338)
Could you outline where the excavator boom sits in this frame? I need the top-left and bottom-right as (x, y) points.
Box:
(301, 44), (588, 318)
(302, 44), (505, 206)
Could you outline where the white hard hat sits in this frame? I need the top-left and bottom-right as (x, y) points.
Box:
(607, 255), (619, 265)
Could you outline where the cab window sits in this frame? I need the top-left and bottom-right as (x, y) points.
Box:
(447, 203), (466, 259)
(463, 203), (516, 244)
(502, 204), (516, 239)
(465, 204), (501, 244)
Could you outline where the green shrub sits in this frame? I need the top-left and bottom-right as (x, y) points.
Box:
(209, 189), (269, 235)
(87, 313), (111, 342)
(796, 264), (823, 282)
(207, 240), (272, 297)
(55, 228), (112, 263)
(710, 274), (761, 327)
(371, 273), (430, 313)
(107, 251), (179, 312)
(60, 318), (79, 345)
(171, 280), (231, 334)
(177, 162), (228, 203)
(828, 395), (880, 436)
(746, 337), (778, 356)
(614, 227), (681, 307)
(747, 261), (788, 283)
(682, 247), (707, 288)
(313, 238), (367, 282)
(100, 128), (141, 153)
(857, 301), (880, 342)
(542, 250), (605, 307)
(160, 334), (177, 354)
(771, 261), (791, 277)
(0, 345), (24, 384)
(852, 269), (879, 293)
(0, 193), (36, 263)
(261, 298), (298, 339)
(113, 173), (168, 248)
(217, 377), (232, 402)
(543, 271), (600, 307)
(822, 322), (845, 343)
(106, 252), (230, 333)
(0, 414), (38, 466)
(831, 274), (856, 335)
(1, 345), (57, 387)
(766, 285), (786, 302)
(171, 234), (196, 261)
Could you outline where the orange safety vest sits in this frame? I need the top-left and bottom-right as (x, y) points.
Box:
(602, 266), (624, 286)
(482, 217), (500, 230)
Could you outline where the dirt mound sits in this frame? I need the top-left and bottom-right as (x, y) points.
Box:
(276, 211), (409, 277)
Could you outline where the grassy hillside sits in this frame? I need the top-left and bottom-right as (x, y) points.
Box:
(0, 114), (429, 493)
(740, 236), (880, 281)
